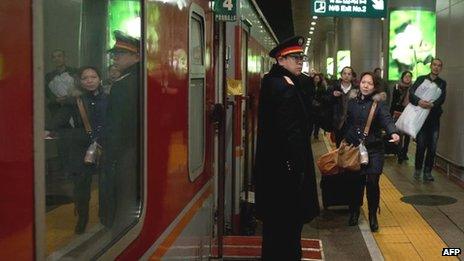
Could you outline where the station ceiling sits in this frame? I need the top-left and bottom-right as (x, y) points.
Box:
(256, 0), (333, 55)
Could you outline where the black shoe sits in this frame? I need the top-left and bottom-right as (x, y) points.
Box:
(369, 212), (378, 232)
(423, 173), (435, 182)
(348, 208), (360, 226)
(75, 216), (88, 234)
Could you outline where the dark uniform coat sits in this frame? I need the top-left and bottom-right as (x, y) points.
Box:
(343, 94), (397, 175)
(100, 62), (140, 228)
(254, 64), (320, 223)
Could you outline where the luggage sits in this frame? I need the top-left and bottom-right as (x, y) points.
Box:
(320, 173), (351, 209)
(316, 148), (340, 176)
(383, 134), (398, 155)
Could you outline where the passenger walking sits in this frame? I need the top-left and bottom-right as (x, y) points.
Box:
(312, 73), (327, 140)
(343, 72), (399, 232)
(390, 71), (413, 163)
(410, 58), (447, 181)
(327, 66), (358, 147)
(374, 68), (391, 111)
(46, 66), (108, 234)
(254, 36), (319, 261)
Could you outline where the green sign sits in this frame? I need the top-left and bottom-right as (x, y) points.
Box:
(312, 0), (387, 18)
(388, 10), (436, 81)
(214, 0), (237, 22)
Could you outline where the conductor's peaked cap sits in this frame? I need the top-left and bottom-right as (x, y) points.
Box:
(269, 36), (305, 58)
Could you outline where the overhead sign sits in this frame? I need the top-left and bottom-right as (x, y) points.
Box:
(214, 0), (237, 22)
(312, 0), (387, 18)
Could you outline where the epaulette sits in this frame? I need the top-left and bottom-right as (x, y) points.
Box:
(283, 76), (294, 87)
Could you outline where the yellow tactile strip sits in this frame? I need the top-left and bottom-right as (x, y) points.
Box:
(321, 133), (456, 260)
(361, 175), (457, 260)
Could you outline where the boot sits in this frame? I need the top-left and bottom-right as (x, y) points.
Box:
(348, 207), (360, 226)
(369, 212), (378, 232)
(75, 203), (89, 234)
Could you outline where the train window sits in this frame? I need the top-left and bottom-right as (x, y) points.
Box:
(188, 5), (206, 181)
(39, 0), (143, 258)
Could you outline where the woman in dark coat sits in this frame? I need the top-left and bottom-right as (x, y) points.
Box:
(312, 73), (327, 139)
(47, 66), (107, 234)
(343, 72), (399, 232)
(390, 70), (413, 163)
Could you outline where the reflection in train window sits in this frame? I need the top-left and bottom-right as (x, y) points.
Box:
(188, 7), (206, 181)
(41, 0), (142, 258)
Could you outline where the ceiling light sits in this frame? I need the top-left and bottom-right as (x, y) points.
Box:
(313, 16), (318, 19)
(309, 31), (313, 34)
(310, 27), (315, 30)
(311, 21), (316, 25)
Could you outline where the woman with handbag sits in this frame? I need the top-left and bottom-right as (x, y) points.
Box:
(46, 66), (108, 234)
(390, 71), (413, 163)
(343, 72), (399, 232)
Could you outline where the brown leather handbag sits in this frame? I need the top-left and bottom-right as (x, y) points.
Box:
(316, 148), (340, 176)
(317, 101), (377, 175)
(337, 101), (377, 171)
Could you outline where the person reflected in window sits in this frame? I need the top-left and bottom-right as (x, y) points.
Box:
(46, 66), (108, 234)
(343, 72), (399, 232)
(100, 31), (140, 229)
(45, 50), (78, 179)
(390, 71), (413, 164)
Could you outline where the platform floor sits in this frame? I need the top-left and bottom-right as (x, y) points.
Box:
(301, 134), (464, 261)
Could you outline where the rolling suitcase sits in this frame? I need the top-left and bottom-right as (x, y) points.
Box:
(320, 173), (351, 209)
(383, 134), (398, 155)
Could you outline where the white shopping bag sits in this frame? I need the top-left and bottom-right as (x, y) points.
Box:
(395, 80), (442, 138)
(48, 72), (75, 97)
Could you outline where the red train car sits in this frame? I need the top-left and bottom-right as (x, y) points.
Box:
(0, 0), (276, 259)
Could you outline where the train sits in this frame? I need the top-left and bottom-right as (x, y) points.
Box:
(0, 0), (277, 259)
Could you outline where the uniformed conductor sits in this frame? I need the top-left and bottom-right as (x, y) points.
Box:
(100, 31), (141, 229)
(254, 36), (320, 260)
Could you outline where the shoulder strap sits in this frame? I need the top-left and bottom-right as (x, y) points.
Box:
(363, 101), (377, 137)
(76, 97), (92, 134)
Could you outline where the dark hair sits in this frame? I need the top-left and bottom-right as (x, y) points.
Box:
(359, 71), (381, 93)
(78, 66), (102, 79)
(340, 66), (353, 75)
(400, 70), (412, 82)
(373, 67), (381, 73)
(431, 57), (443, 66)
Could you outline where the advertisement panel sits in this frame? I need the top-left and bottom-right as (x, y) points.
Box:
(337, 50), (351, 74)
(388, 10), (436, 81)
(326, 57), (334, 78)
